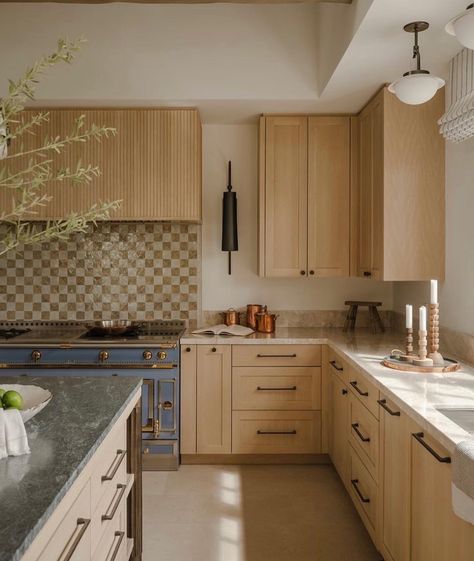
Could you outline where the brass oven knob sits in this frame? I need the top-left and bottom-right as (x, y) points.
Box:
(157, 351), (167, 360)
(99, 350), (109, 362)
(31, 350), (41, 363)
(143, 350), (153, 361)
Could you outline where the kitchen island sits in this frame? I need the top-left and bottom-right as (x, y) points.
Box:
(0, 376), (142, 561)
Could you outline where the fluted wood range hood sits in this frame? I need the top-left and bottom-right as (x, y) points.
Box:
(9, 0), (352, 3)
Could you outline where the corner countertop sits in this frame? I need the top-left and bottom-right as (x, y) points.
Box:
(0, 376), (142, 561)
(182, 327), (474, 453)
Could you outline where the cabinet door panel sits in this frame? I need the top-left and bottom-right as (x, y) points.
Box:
(358, 108), (373, 277)
(180, 345), (197, 454)
(371, 97), (384, 278)
(308, 117), (350, 277)
(329, 374), (349, 485)
(196, 345), (231, 454)
(264, 116), (308, 277)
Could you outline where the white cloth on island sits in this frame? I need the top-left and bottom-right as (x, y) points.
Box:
(0, 408), (30, 458)
(452, 438), (474, 525)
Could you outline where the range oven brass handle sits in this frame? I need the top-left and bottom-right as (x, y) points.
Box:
(58, 518), (90, 561)
(101, 449), (126, 482)
(102, 484), (127, 521)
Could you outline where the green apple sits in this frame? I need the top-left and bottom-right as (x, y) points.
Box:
(2, 390), (24, 410)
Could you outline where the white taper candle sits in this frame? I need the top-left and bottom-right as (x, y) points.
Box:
(405, 304), (413, 329)
(419, 306), (427, 331)
(430, 280), (438, 304)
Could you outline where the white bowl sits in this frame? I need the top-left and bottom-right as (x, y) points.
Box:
(0, 384), (52, 422)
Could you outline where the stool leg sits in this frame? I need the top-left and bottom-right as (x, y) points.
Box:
(373, 306), (385, 333)
(343, 308), (351, 333)
(350, 305), (358, 331)
(368, 306), (377, 334)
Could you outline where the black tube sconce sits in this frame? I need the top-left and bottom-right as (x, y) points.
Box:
(221, 160), (238, 275)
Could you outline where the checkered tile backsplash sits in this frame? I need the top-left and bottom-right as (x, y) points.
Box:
(0, 223), (201, 328)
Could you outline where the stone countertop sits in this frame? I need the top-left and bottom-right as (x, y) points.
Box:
(0, 376), (142, 561)
(182, 327), (474, 453)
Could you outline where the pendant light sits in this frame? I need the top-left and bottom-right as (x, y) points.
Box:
(446, 4), (474, 50)
(389, 22), (445, 106)
(221, 161), (238, 275)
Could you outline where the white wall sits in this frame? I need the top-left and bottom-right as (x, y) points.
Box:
(202, 124), (394, 311)
(394, 137), (474, 335)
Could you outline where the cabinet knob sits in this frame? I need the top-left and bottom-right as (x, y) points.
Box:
(185, 347), (191, 353)
(99, 350), (109, 362)
(211, 347), (217, 352)
(342, 389), (348, 395)
(363, 271), (372, 277)
(309, 270), (315, 276)
(300, 270), (306, 276)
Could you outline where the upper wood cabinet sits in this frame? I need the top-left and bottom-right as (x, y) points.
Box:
(353, 87), (445, 280)
(259, 115), (351, 278)
(5, 108), (202, 222)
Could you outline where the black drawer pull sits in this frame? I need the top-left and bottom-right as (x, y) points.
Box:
(342, 389), (348, 395)
(257, 430), (297, 435)
(351, 423), (370, 443)
(378, 399), (400, 416)
(257, 386), (297, 391)
(101, 449), (127, 482)
(256, 354), (297, 358)
(329, 360), (344, 372)
(351, 479), (370, 503)
(350, 380), (369, 397)
(412, 432), (451, 463)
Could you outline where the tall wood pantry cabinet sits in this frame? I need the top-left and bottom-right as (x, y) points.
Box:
(259, 115), (351, 278)
(354, 87), (445, 280)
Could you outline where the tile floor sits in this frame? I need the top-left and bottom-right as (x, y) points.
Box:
(143, 464), (380, 561)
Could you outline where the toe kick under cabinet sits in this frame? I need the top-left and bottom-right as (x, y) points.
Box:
(180, 344), (322, 460)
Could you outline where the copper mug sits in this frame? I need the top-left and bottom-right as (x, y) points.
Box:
(223, 308), (240, 326)
(256, 312), (278, 334)
(247, 304), (265, 330)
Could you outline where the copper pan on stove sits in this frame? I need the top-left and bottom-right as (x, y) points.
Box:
(84, 320), (143, 336)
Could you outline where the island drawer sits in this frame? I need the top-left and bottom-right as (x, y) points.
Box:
(349, 394), (379, 480)
(232, 410), (321, 454)
(347, 365), (380, 419)
(232, 345), (321, 367)
(348, 446), (377, 541)
(92, 499), (127, 561)
(90, 421), (127, 514)
(327, 348), (349, 385)
(232, 367), (321, 410)
(37, 479), (91, 561)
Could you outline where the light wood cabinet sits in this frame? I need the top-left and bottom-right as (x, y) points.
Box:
(180, 345), (197, 454)
(411, 429), (474, 561)
(354, 87), (445, 280)
(259, 115), (351, 278)
(196, 345), (232, 454)
(5, 108), (202, 221)
(378, 396), (411, 561)
(328, 372), (349, 484)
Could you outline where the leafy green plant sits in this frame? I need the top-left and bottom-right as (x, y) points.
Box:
(0, 38), (120, 256)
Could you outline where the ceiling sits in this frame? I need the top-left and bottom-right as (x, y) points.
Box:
(0, 0), (468, 122)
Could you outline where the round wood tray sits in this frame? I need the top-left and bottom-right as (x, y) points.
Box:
(382, 355), (461, 374)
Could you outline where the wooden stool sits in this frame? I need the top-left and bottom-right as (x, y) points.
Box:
(343, 301), (385, 334)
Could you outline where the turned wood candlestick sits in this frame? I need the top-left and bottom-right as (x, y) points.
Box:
(399, 328), (414, 362)
(428, 303), (444, 366)
(413, 330), (434, 367)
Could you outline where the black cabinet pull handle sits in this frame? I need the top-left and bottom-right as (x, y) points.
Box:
(350, 380), (369, 397)
(363, 271), (372, 277)
(351, 479), (370, 503)
(378, 399), (400, 416)
(329, 360), (344, 372)
(257, 386), (297, 391)
(351, 423), (371, 442)
(412, 432), (451, 463)
(257, 430), (297, 435)
(256, 354), (297, 358)
(342, 389), (348, 395)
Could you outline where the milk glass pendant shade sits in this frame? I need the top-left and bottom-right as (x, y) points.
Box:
(446, 4), (474, 50)
(389, 22), (445, 106)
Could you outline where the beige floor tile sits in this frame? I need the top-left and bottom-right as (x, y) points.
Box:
(142, 464), (380, 561)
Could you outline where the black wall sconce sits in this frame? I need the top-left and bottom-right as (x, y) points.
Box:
(221, 160), (238, 275)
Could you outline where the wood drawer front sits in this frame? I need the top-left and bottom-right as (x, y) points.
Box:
(348, 366), (380, 419)
(233, 367), (321, 411)
(90, 421), (127, 514)
(327, 348), (349, 385)
(91, 465), (129, 555)
(232, 411), (321, 454)
(232, 345), (321, 367)
(92, 500), (127, 561)
(37, 480), (91, 561)
(349, 446), (378, 540)
(349, 394), (379, 480)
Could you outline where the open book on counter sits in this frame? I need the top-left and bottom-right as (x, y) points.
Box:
(192, 324), (254, 337)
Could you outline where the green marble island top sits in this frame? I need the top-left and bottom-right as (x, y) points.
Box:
(0, 376), (141, 561)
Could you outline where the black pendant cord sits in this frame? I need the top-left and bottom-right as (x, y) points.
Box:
(228, 251), (232, 275)
(227, 160), (232, 192)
